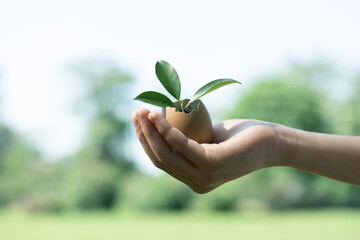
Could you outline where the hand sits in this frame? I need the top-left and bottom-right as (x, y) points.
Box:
(132, 108), (282, 193)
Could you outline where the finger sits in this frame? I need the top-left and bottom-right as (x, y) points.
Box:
(137, 108), (201, 180)
(212, 120), (244, 143)
(134, 111), (215, 193)
(133, 112), (160, 167)
(134, 114), (212, 193)
(148, 111), (206, 164)
(212, 122), (228, 143)
(134, 110), (219, 193)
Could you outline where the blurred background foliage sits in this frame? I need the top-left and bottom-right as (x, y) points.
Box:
(0, 60), (359, 214)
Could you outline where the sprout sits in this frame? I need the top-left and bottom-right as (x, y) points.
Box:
(134, 60), (241, 112)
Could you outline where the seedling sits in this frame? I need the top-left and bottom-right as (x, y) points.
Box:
(134, 60), (241, 113)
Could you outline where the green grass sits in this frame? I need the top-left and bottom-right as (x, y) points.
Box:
(0, 209), (359, 240)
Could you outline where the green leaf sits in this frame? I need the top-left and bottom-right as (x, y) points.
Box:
(189, 79), (241, 104)
(155, 60), (181, 100)
(133, 91), (175, 108)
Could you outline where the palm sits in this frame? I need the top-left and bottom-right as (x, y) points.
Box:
(211, 119), (277, 144)
(199, 119), (279, 185)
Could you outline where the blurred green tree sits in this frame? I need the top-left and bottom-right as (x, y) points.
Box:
(0, 76), (51, 210)
(227, 62), (331, 132)
(60, 60), (136, 210)
(63, 159), (118, 210)
(71, 60), (134, 171)
(0, 125), (47, 209)
(124, 174), (194, 211)
(195, 180), (241, 212)
(346, 75), (360, 135)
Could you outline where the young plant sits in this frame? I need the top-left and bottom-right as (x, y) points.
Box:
(134, 60), (241, 113)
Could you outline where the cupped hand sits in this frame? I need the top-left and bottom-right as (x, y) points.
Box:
(132, 108), (281, 194)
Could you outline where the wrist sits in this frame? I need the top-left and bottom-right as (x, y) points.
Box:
(271, 124), (304, 167)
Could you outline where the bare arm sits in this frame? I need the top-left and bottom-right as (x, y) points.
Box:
(278, 126), (360, 185)
(133, 108), (360, 193)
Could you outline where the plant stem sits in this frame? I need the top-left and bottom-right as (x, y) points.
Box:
(180, 100), (185, 112)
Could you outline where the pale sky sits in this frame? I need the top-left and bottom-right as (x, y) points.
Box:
(1, 0), (360, 173)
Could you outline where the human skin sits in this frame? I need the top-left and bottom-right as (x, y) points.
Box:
(132, 108), (360, 194)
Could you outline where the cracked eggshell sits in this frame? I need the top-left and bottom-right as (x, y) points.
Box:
(164, 99), (213, 144)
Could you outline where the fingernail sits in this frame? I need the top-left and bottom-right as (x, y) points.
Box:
(132, 113), (139, 128)
(148, 113), (155, 124)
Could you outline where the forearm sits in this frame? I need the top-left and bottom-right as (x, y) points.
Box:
(277, 126), (360, 186)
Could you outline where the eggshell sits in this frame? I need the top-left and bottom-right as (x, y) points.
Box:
(164, 99), (213, 143)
